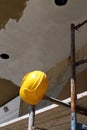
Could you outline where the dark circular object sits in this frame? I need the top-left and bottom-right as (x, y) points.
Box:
(0, 53), (9, 59)
(55, 0), (68, 6)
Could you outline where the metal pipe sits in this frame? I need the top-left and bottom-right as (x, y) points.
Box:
(75, 58), (87, 67)
(74, 20), (87, 30)
(44, 95), (87, 116)
(71, 24), (77, 130)
(28, 105), (35, 130)
(44, 95), (69, 107)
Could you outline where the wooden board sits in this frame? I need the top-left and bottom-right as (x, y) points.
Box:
(0, 92), (87, 130)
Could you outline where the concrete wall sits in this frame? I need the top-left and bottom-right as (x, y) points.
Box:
(19, 45), (87, 116)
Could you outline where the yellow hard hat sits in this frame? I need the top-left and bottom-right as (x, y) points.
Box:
(19, 70), (48, 105)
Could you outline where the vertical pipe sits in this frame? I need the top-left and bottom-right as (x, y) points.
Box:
(28, 105), (35, 130)
(71, 24), (77, 130)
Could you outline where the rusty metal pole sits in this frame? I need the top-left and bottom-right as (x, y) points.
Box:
(71, 24), (77, 130)
(28, 105), (35, 130)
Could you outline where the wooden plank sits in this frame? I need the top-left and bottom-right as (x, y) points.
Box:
(0, 92), (87, 130)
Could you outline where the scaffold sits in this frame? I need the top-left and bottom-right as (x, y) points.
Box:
(28, 20), (87, 130)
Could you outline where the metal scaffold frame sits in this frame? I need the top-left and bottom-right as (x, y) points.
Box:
(70, 20), (87, 130)
(28, 20), (87, 130)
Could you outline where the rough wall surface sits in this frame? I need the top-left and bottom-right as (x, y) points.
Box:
(19, 45), (87, 116)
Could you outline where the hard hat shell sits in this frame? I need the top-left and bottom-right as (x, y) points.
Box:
(19, 71), (48, 105)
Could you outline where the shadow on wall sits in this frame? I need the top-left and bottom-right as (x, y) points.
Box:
(0, 0), (28, 30)
(58, 68), (87, 100)
(0, 78), (19, 107)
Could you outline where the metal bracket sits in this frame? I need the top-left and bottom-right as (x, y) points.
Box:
(75, 58), (87, 67)
(74, 20), (87, 30)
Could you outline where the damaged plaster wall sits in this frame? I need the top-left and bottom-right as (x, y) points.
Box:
(0, 78), (19, 106)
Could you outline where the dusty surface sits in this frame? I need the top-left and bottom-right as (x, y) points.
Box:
(0, 94), (87, 130)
